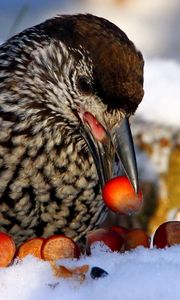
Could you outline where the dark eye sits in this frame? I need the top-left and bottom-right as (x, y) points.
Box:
(77, 76), (94, 95)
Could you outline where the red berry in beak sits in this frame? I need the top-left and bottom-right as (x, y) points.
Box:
(102, 176), (143, 215)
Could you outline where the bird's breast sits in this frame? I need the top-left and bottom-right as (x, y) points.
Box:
(0, 137), (107, 243)
(39, 145), (106, 240)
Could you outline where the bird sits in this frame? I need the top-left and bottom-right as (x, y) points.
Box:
(0, 14), (144, 245)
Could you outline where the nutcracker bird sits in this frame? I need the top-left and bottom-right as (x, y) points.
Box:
(0, 14), (144, 244)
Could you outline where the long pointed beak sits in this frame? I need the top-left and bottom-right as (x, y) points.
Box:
(80, 115), (139, 193)
(111, 117), (139, 193)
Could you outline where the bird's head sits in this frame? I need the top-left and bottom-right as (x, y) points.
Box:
(1, 14), (144, 192)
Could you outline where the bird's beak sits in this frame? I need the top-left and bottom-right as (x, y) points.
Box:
(111, 118), (139, 193)
(80, 114), (139, 193)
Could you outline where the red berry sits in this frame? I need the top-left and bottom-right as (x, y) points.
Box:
(102, 176), (143, 215)
(41, 235), (81, 261)
(0, 232), (16, 267)
(86, 228), (124, 254)
(124, 229), (150, 250)
(17, 237), (45, 260)
(153, 221), (180, 248)
(111, 225), (129, 237)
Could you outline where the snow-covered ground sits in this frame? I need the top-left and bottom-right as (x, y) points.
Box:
(0, 244), (180, 300)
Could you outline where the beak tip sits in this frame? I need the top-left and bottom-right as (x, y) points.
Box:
(132, 179), (139, 194)
(112, 117), (139, 195)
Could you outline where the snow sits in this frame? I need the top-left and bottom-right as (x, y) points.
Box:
(0, 244), (180, 300)
(137, 59), (180, 127)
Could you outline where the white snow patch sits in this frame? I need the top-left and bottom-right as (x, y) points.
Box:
(137, 59), (180, 127)
(0, 244), (180, 300)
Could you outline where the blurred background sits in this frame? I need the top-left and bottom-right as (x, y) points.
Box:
(0, 0), (180, 234)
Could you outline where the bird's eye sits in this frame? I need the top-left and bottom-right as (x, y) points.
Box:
(77, 76), (94, 95)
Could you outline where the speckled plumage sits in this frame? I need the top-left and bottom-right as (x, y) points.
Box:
(0, 14), (144, 244)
